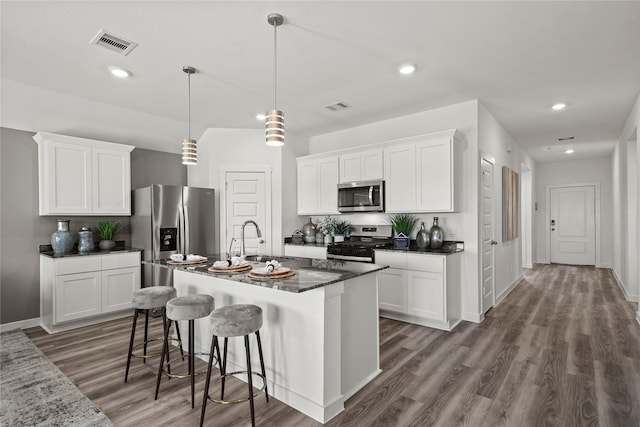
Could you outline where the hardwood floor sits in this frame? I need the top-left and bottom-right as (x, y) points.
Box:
(24, 264), (640, 426)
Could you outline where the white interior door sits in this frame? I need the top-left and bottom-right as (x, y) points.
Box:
(550, 185), (596, 265)
(481, 157), (496, 313)
(224, 171), (269, 257)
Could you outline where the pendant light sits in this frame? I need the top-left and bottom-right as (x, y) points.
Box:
(265, 13), (284, 146)
(181, 65), (197, 165)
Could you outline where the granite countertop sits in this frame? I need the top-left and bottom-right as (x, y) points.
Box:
(39, 244), (142, 259)
(144, 254), (387, 293)
(283, 237), (329, 247)
(375, 240), (464, 255)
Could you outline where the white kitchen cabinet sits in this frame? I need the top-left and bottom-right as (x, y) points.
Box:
(296, 156), (339, 215)
(284, 244), (327, 259)
(339, 149), (383, 183)
(34, 132), (134, 216)
(40, 251), (141, 333)
(375, 249), (461, 331)
(383, 129), (461, 213)
(383, 143), (417, 212)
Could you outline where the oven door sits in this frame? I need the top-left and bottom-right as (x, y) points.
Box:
(337, 180), (384, 213)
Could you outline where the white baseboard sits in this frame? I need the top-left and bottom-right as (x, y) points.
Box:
(0, 317), (41, 333)
(496, 274), (524, 305)
(523, 263), (534, 269)
(462, 311), (484, 323)
(612, 268), (638, 302)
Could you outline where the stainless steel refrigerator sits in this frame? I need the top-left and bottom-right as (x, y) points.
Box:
(131, 185), (215, 288)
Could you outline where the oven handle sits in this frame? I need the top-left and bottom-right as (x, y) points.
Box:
(327, 254), (373, 263)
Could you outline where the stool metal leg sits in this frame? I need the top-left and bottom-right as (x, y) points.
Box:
(175, 320), (185, 360)
(244, 335), (256, 427)
(124, 309), (139, 383)
(200, 336), (219, 427)
(255, 330), (269, 403)
(220, 337), (228, 400)
(154, 314), (172, 400)
(189, 319), (195, 408)
(143, 309), (149, 364)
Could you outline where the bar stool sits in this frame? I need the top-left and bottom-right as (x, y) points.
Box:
(125, 286), (183, 383)
(200, 304), (268, 427)
(155, 294), (215, 408)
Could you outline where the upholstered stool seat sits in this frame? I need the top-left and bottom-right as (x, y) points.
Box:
(155, 294), (215, 408)
(125, 286), (183, 383)
(200, 304), (268, 427)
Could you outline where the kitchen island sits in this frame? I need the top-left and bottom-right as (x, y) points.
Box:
(145, 255), (387, 423)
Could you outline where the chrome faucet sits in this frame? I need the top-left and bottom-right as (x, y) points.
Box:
(240, 220), (262, 257)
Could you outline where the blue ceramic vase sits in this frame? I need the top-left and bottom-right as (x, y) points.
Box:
(51, 220), (74, 253)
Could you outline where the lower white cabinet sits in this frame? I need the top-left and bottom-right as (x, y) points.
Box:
(41, 251), (141, 333)
(375, 250), (461, 331)
(284, 244), (327, 260)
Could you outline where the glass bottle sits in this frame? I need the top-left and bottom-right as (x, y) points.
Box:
(78, 227), (94, 252)
(416, 222), (431, 249)
(430, 217), (444, 249)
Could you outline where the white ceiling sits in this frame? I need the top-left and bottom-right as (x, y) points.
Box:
(1, 1), (639, 162)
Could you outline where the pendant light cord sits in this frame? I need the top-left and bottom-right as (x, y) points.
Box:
(187, 71), (192, 141)
(272, 19), (277, 110)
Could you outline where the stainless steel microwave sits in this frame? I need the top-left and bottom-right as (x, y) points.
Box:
(337, 180), (385, 212)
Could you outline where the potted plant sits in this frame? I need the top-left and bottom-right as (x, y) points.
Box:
(96, 219), (122, 250)
(333, 220), (351, 243)
(318, 216), (336, 243)
(388, 213), (417, 249)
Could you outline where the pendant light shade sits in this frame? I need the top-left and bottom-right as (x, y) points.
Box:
(181, 66), (197, 165)
(266, 13), (284, 146)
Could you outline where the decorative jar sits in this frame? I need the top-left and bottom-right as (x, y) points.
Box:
(78, 227), (94, 252)
(51, 220), (74, 254)
(416, 222), (431, 249)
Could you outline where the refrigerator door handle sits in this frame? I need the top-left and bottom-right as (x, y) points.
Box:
(183, 203), (190, 255)
(177, 202), (185, 256)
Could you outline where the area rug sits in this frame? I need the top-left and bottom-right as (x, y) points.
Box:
(0, 329), (112, 427)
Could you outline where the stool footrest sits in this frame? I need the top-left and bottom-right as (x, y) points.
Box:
(161, 353), (217, 379)
(207, 371), (267, 405)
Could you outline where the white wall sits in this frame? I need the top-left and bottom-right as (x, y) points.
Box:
(535, 157), (613, 267)
(478, 103), (536, 303)
(310, 100), (484, 322)
(187, 128), (305, 256)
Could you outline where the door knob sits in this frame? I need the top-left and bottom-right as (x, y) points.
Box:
(490, 240), (498, 245)
(259, 239), (265, 244)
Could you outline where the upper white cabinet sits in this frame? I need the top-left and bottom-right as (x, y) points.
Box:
(34, 132), (134, 216)
(339, 149), (383, 183)
(297, 156), (339, 215)
(384, 130), (461, 213)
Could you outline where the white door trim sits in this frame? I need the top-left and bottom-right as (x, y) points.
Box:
(219, 165), (273, 256)
(480, 154), (496, 315)
(544, 182), (601, 267)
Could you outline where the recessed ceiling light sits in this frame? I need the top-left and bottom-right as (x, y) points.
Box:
(108, 66), (130, 78)
(398, 64), (416, 75)
(256, 113), (267, 121)
(565, 149), (574, 154)
(551, 103), (566, 111)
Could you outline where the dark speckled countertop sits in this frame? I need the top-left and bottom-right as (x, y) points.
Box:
(144, 254), (387, 293)
(39, 244), (142, 258)
(376, 240), (464, 255)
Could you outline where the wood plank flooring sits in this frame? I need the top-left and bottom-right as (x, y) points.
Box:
(24, 264), (640, 426)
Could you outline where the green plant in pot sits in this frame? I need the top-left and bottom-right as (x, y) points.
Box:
(96, 220), (121, 250)
(333, 220), (351, 242)
(388, 213), (417, 249)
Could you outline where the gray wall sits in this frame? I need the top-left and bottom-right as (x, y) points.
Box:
(0, 127), (186, 324)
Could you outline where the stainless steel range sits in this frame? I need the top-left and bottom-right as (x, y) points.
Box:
(327, 225), (393, 263)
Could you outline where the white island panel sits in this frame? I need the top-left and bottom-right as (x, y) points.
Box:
(173, 268), (380, 423)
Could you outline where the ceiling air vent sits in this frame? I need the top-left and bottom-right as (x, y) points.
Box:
(324, 102), (351, 112)
(90, 29), (138, 56)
